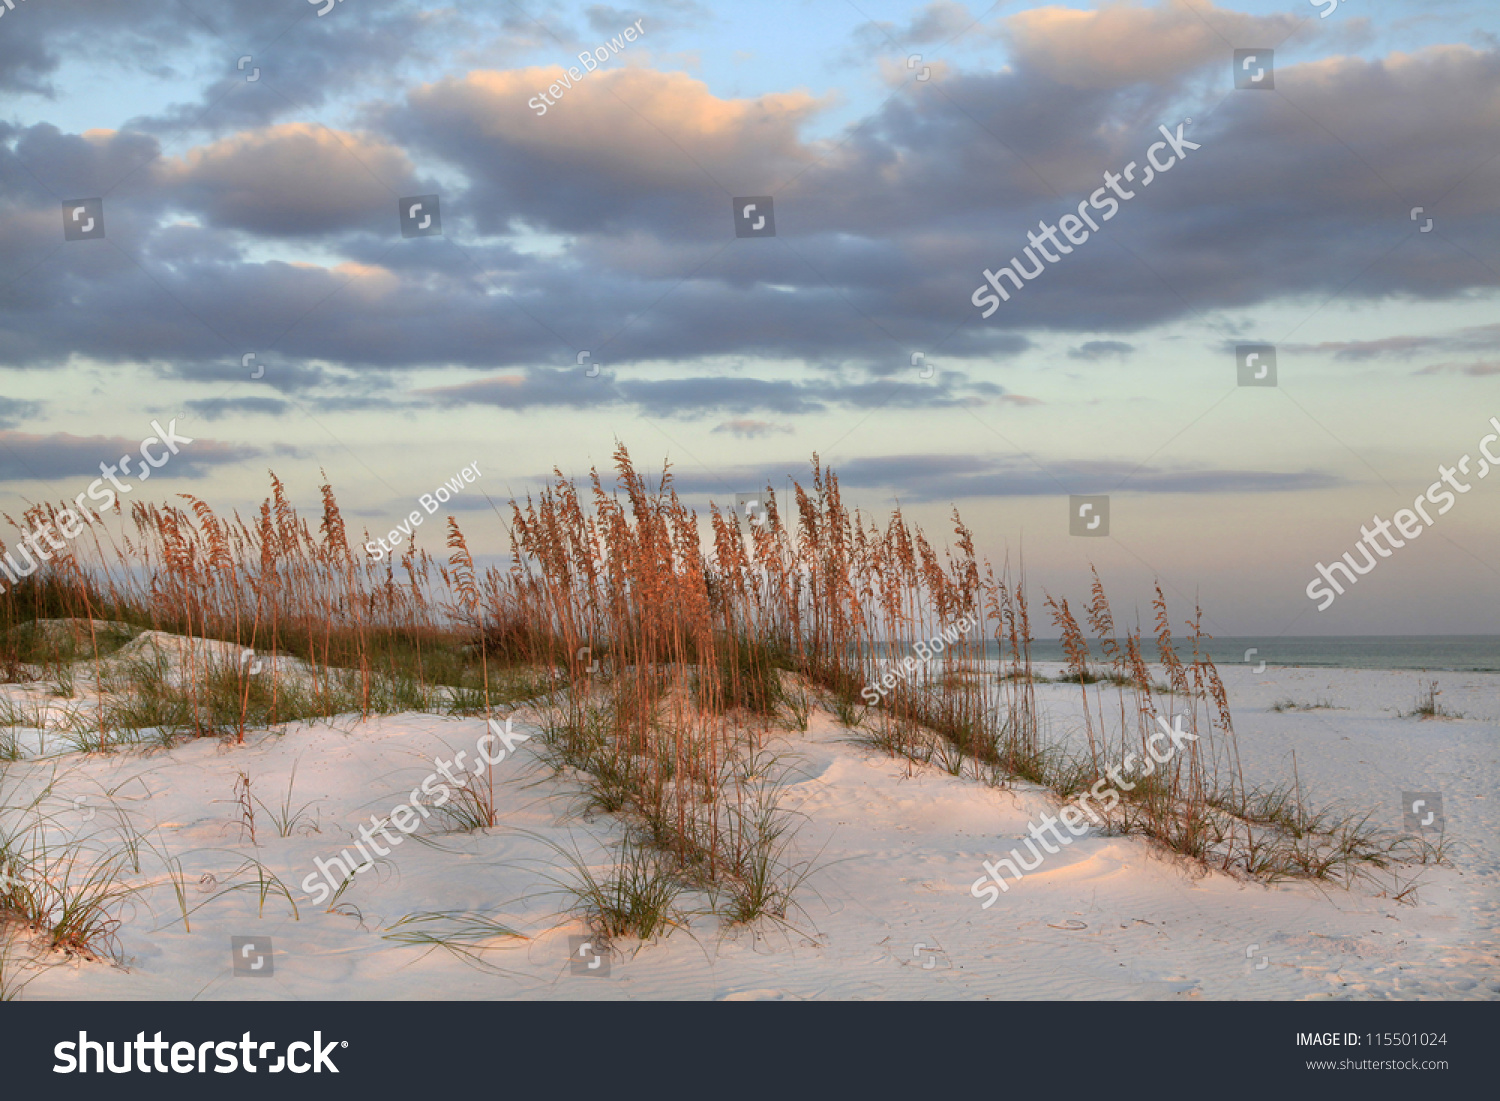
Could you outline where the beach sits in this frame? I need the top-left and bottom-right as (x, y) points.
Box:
(5, 652), (1494, 1001)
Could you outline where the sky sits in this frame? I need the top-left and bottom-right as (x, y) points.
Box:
(0, 0), (1497, 640)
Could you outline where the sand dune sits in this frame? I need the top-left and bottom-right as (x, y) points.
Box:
(2, 654), (1494, 1000)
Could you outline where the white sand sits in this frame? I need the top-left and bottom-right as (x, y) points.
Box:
(2, 656), (1496, 1000)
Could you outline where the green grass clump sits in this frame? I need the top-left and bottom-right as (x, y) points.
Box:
(560, 838), (683, 942)
(699, 636), (788, 715)
(382, 910), (524, 971)
(1270, 697), (1340, 713)
(1404, 680), (1464, 720)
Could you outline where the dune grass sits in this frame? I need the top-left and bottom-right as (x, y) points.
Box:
(0, 445), (1438, 950)
(1270, 697), (1342, 712)
(381, 910), (525, 972)
(1404, 679), (1465, 720)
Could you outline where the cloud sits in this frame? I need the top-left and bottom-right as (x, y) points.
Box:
(584, 2), (709, 37)
(1068, 340), (1134, 360)
(0, 430), (256, 483)
(1002, 1), (1304, 90)
(852, 0), (984, 52)
(663, 451), (1344, 505)
(185, 397), (292, 420)
(1289, 323), (1500, 360)
(1414, 360), (1500, 376)
(0, 398), (43, 429)
(417, 368), (1007, 416)
(390, 66), (828, 236)
(379, 37), (1500, 342)
(163, 361), (337, 394)
(0, 7), (1495, 398)
(712, 418), (794, 438)
(155, 124), (422, 238)
(116, 0), (484, 137)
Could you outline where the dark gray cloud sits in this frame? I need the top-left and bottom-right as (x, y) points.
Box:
(1287, 323), (1500, 360)
(0, 2), (1495, 419)
(155, 124), (424, 238)
(712, 418), (793, 438)
(1069, 340), (1134, 360)
(34, 0), (484, 138)
(664, 452), (1345, 505)
(186, 396), (293, 420)
(164, 361), (337, 394)
(1415, 360), (1500, 376)
(0, 429), (256, 483)
(0, 397), (43, 428)
(584, 2), (708, 37)
(850, 0), (985, 54)
(372, 22), (1500, 347)
(0, 9), (55, 95)
(418, 367), (1005, 415)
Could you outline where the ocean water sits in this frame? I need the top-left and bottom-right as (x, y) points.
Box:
(1013, 636), (1500, 673)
